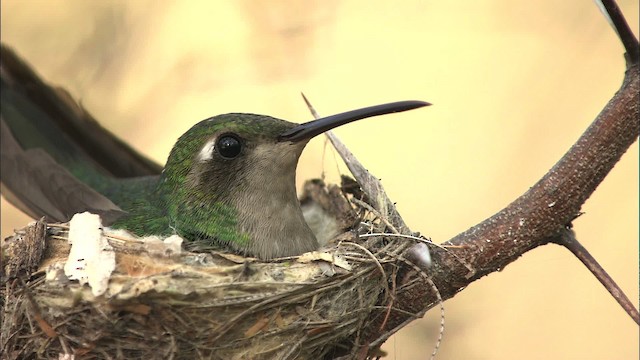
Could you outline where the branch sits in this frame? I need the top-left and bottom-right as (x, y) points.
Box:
(366, 61), (639, 344)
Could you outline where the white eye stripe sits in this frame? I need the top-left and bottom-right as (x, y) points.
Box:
(197, 139), (216, 161)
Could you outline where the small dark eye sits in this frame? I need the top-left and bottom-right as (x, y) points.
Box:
(216, 135), (242, 159)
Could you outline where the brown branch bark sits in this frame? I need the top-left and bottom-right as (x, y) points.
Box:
(365, 62), (639, 345)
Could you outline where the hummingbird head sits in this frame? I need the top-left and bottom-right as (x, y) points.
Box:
(158, 101), (429, 259)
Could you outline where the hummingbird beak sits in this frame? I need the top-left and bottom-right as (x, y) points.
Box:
(277, 100), (430, 143)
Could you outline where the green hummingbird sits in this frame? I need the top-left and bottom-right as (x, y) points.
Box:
(1, 46), (429, 259)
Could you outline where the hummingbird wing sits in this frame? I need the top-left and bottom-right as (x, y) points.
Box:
(1, 117), (125, 224)
(1, 44), (162, 224)
(0, 44), (163, 178)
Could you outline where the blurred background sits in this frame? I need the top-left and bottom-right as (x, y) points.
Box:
(1, 1), (638, 359)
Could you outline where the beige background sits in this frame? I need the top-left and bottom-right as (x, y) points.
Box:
(1, 1), (638, 359)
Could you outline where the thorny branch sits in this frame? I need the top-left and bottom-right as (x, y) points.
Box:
(346, 0), (639, 346)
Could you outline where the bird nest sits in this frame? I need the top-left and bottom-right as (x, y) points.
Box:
(1, 179), (433, 359)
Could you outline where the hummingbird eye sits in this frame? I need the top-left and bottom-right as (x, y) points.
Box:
(216, 134), (242, 159)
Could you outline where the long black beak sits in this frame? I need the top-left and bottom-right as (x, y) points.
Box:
(277, 100), (430, 143)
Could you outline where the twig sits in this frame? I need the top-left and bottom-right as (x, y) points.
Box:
(359, 232), (474, 275)
(595, 0), (640, 64)
(350, 198), (400, 235)
(368, 254), (445, 360)
(340, 241), (391, 301)
(301, 92), (413, 235)
(551, 228), (640, 324)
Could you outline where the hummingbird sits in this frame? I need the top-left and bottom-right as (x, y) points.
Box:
(1, 46), (429, 259)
